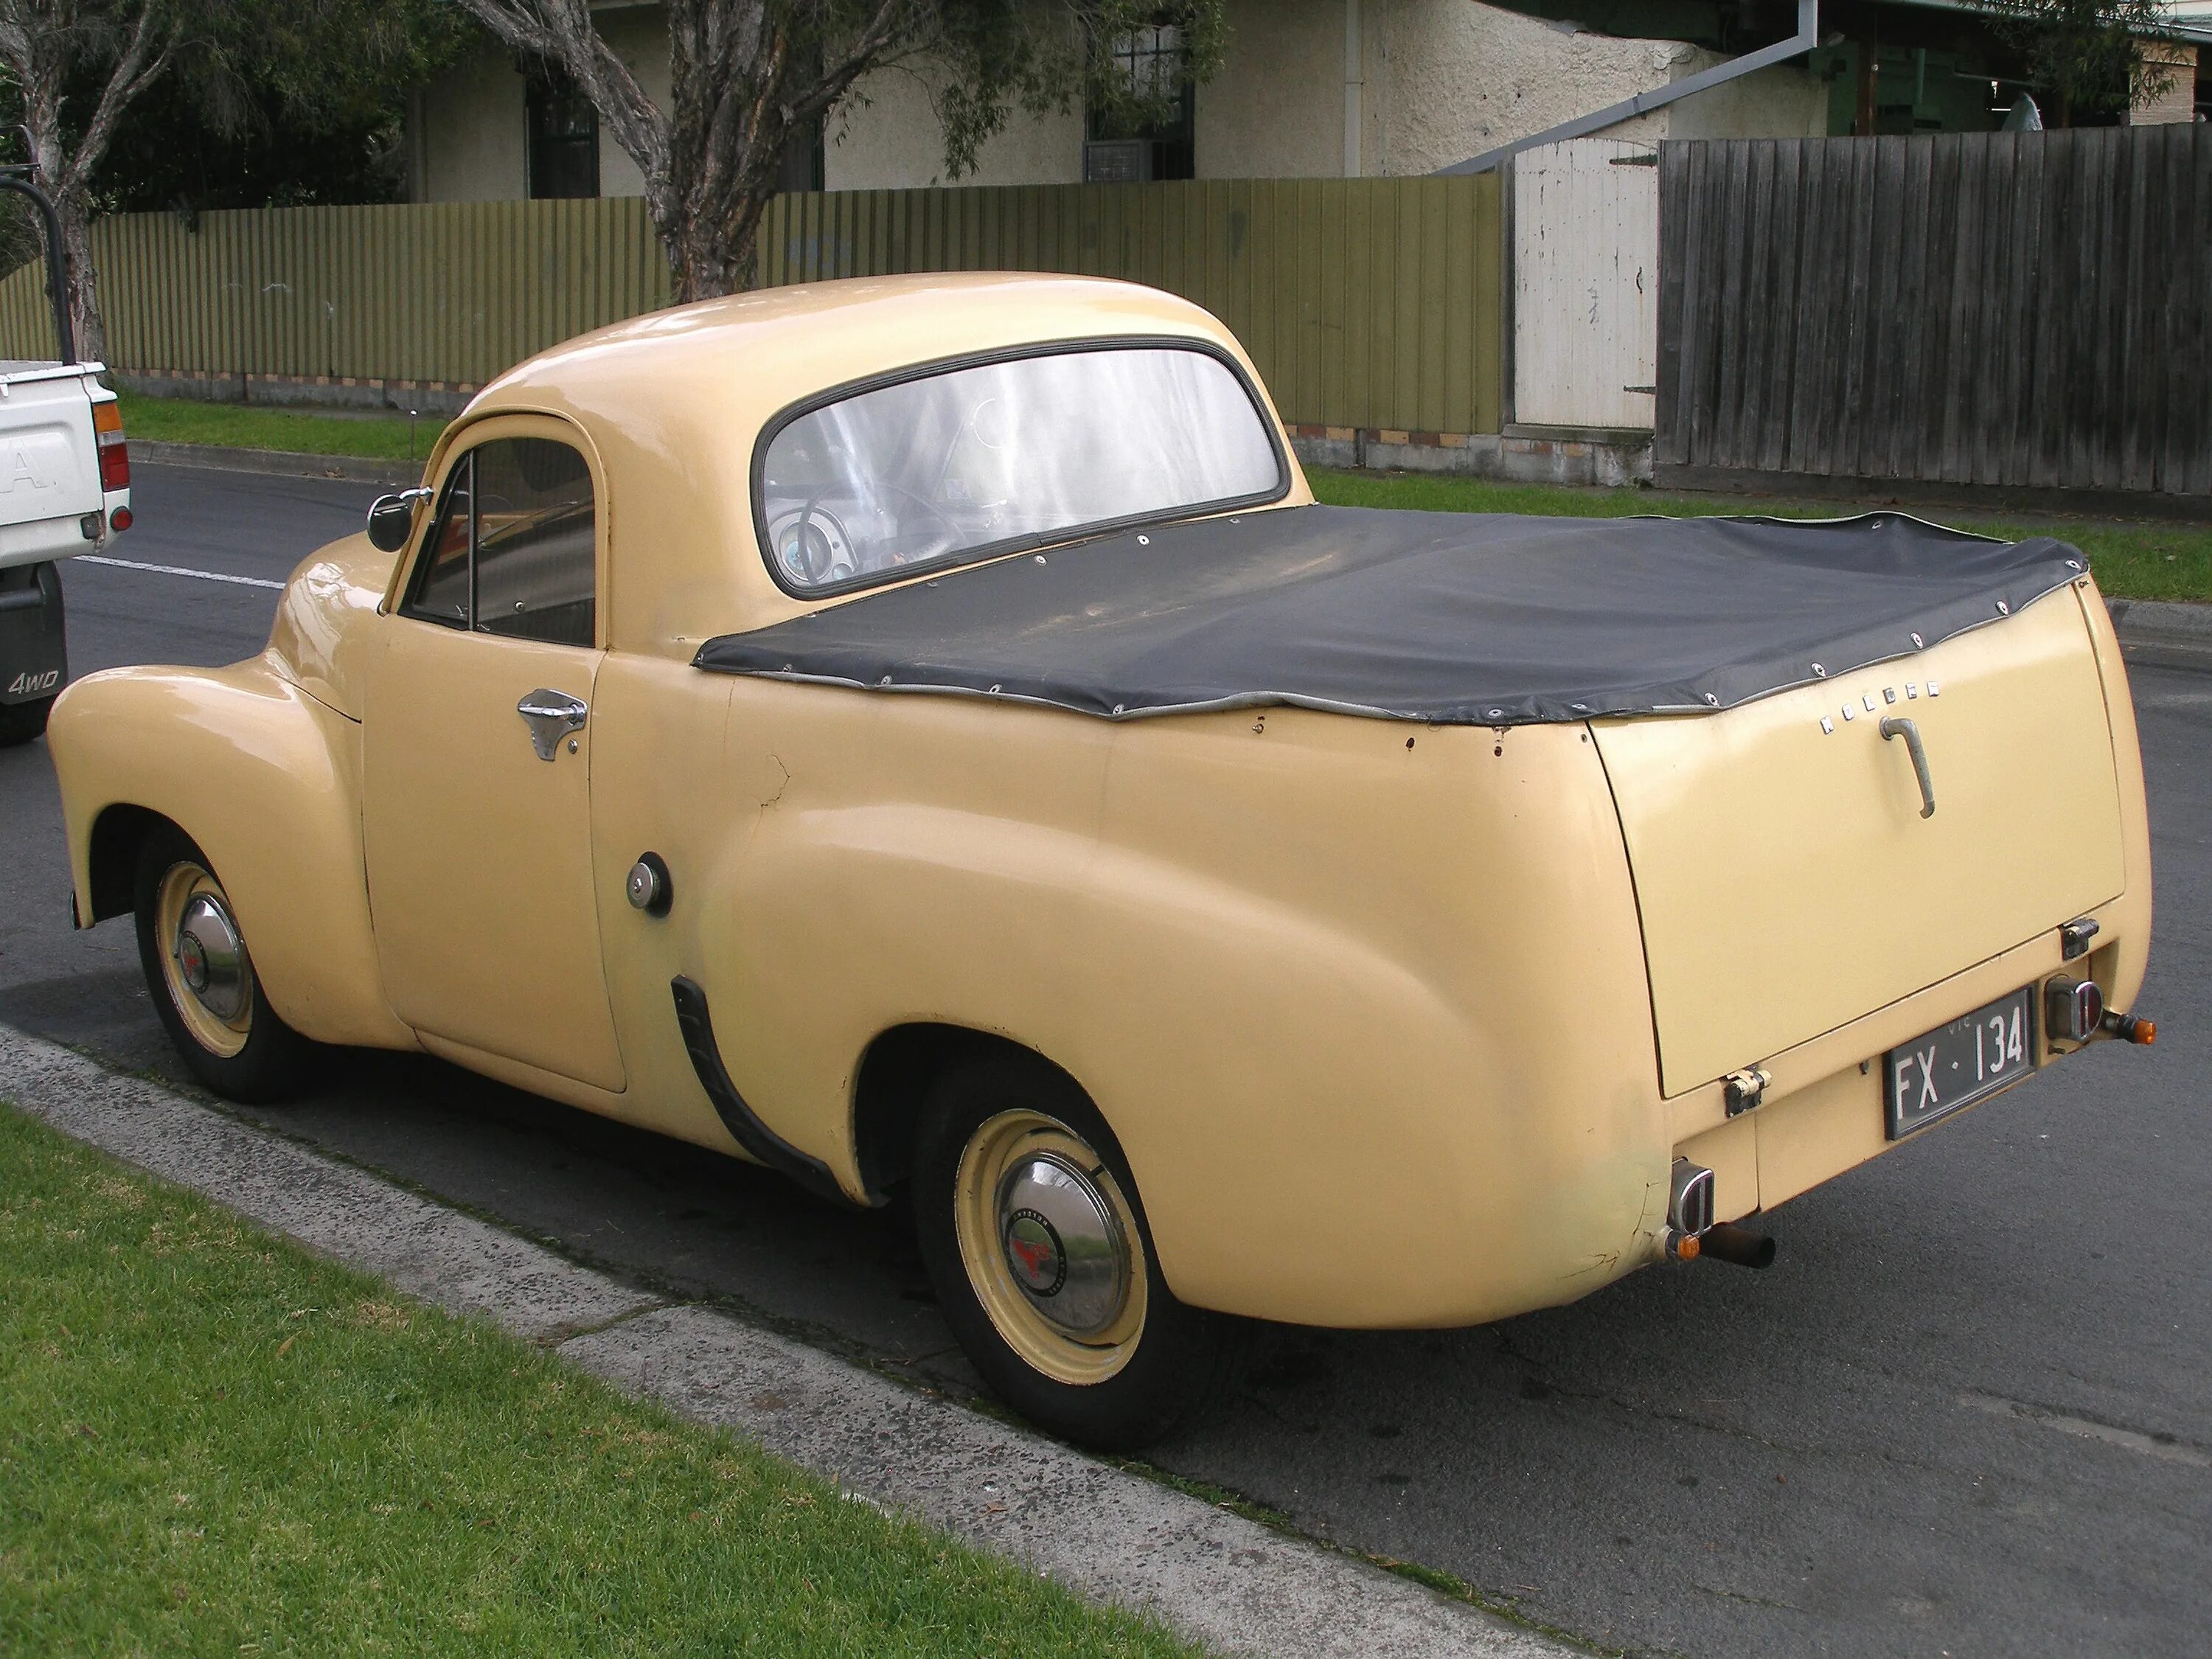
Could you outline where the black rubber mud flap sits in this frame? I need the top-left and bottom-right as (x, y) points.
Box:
(0, 561), (66, 705)
(669, 975), (869, 1208)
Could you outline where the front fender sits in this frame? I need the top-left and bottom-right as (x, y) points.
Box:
(49, 660), (413, 1049)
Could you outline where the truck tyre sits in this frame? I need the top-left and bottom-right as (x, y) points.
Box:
(133, 824), (310, 1102)
(913, 1053), (1241, 1451)
(0, 694), (53, 748)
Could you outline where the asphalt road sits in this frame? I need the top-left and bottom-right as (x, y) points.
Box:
(4, 462), (2207, 1659)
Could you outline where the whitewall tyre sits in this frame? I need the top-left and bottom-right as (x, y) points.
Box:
(133, 824), (310, 1102)
(912, 1053), (1240, 1451)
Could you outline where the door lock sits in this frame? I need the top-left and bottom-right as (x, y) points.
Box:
(626, 852), (672, 917)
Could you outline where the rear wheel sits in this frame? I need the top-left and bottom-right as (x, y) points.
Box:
(133, 825), (310, 1102)
(913, 1054), (1239, 1450)
(0, 695), (52, 748)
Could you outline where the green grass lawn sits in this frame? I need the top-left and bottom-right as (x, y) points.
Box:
(117, 392), (443, 467)
(0, 1106), (1198, 1659)
(1307, 468), (2212, 605)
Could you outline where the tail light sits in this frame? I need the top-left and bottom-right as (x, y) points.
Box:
(92, 398), (128, 491)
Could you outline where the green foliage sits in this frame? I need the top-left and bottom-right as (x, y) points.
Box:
(0, 1105), (1199, 1658)
(931, 1), (1228, 178)
(0, 0), (475, 271)
(1981, 0), (2179, 122)
(88, 0), (476, 212)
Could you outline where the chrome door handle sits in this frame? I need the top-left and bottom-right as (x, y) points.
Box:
(1879, 715), (1935, 818)
(518, 689), (588, 761)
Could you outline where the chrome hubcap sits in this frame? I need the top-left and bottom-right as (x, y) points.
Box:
(173, 893), (248, 1021)
(995, 1152), (1129, 1336)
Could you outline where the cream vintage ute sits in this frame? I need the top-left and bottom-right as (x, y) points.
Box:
(47, 274), (2157, 1449)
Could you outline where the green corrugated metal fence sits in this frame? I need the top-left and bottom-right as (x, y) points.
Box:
(0, 177), (1503, 434)
(760, 177), (1503, 436)
(0, 198), (673, 388)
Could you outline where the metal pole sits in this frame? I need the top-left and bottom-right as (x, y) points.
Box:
(0, 173), (78, 364)
(1436, 0), (1821, 177)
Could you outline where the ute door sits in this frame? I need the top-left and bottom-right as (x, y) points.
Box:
(363, 420), (625, 1091)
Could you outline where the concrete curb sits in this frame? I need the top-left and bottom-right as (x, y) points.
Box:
(0, 1026), (1579, 1659)
(136, 440), (420, 490)
(2107, 597), (2212, 672)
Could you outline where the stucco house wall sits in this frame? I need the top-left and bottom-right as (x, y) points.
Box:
(409, 46), (526, 202)
(597, 7), (673, 195)
(409, 4), (673, 199)
(824, 62), (1085, 189)
(407, 0), (1829, 202)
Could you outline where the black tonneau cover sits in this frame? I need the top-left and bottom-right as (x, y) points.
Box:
(695, 506), (2087, 726)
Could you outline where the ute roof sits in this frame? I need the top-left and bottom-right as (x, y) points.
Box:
(472, 271), (1248, 431)
(445, 274), (1298, 656)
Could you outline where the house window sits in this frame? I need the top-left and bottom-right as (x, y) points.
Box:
(1085, 24), (1194, 181)
(776, 118), (824, 194)
(526, 75), (599, 199)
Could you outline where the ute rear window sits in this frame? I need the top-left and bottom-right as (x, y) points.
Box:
(756, 344), (1285, 595)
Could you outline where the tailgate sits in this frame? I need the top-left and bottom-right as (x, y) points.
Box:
(0, 369), (104, 568)
(1591, 586), (2124, 1096)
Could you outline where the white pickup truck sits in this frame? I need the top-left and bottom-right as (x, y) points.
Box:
(0, 195), (133, 747)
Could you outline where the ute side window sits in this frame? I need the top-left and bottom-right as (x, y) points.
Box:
(400, 437), (597, 647)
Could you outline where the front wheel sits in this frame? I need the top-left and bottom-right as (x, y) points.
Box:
(913, 1054), (1240, 1451)
(133, 825), (310, 1102)
(0, 695), (53, 748)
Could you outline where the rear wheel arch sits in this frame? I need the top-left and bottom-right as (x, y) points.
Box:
(851, 1023), (1077, 1200)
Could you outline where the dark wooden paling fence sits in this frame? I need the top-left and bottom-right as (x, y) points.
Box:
(1656, 126), (2211, 505)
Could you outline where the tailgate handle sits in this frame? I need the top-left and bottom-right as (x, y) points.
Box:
(1879, 716), (1935, 818)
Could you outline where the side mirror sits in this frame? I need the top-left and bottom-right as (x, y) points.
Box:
(366, 491), (423, 553)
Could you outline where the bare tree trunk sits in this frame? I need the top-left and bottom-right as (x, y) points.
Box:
(663, 195), (771, 302)
(13, 80), (102, 360)
(456, 0), (926, 303)
(0, 4), (168, 366)
(58, 203), (105, 364)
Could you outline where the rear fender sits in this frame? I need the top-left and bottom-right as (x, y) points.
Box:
(697, 716), (1665, 1330)
(49, 661), (413, 1048)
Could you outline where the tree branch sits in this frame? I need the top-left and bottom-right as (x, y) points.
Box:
(55, 7), (171, 199)
(448, 0), (670, 192)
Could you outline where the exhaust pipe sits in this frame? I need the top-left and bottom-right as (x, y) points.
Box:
(1699, 1222), (1776, 1270)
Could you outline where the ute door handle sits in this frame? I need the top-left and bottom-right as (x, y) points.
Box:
(1879, 715), (1935, 818)
(518, 688), (588, 761)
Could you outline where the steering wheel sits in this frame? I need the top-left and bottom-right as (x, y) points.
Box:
(775, 501), (855, 585)
(869, 479), (963, 546)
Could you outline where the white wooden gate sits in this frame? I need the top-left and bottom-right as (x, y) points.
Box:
(1512, 138), (1660, 431)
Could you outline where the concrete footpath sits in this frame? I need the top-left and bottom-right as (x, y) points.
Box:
(2107, 597), (2212, 672)
(0, 1024), (1579, 1659)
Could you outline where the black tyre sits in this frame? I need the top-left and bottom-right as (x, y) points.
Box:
(912, 1053), (1241, 1451)
(0, 695), (52, 748)
(133, 824), (311, 1102)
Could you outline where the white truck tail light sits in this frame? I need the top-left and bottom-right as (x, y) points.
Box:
(93, 398), (128, 492)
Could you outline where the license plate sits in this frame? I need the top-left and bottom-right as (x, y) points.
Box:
(1885, 987), (2037, 1139)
